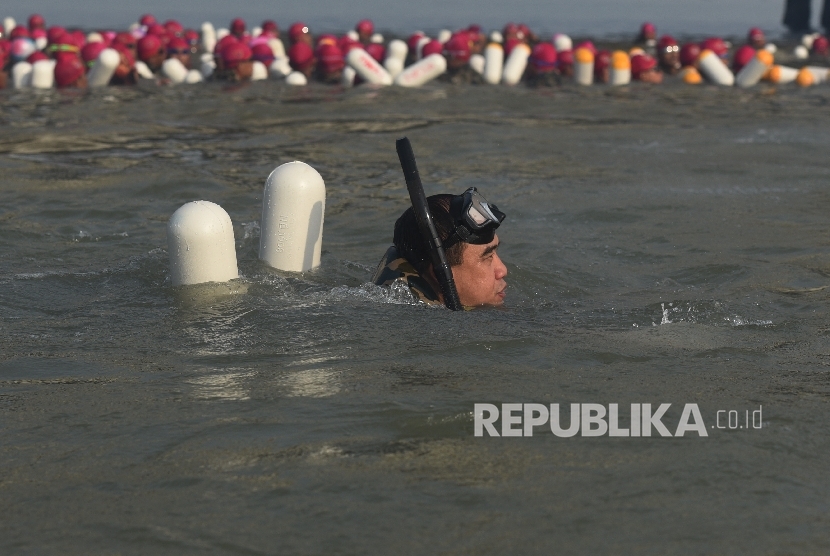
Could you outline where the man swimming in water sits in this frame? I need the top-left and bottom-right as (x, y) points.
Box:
(373, 188), (507, 308)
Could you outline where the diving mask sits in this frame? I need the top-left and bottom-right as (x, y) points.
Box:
(446, 187), (506, 247)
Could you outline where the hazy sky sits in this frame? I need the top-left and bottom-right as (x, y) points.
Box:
(1, 0), (824, 37)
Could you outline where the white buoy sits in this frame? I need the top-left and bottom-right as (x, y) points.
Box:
(553, 34), (572, 52)
(252, 26), (262, 37)
(736, 49), (773, 88)
(168, 201), (239, 287)
(469, 53), (485, 75)
(185, 70), (204, 84)
(201, 55), (217, 79)
(415, 36), (430, 60)
(801, 34), (816, 49)
(797, 66), (830, 87)
(31, 59), (56, 89)
(87, 32), (104, 43)
(251, 61), (268, 81)
(763, 43), (777, 54)
(483, 42), (504, 84)
(268, 38), (286, 58)
(135, 61), (155, 79)
(574, 47), (594, 85)
(384, 57), (404, 79)
(794, 45), (809, 60)
(502, 43), (530, 85)
(342, 66), (356, 87)
(269, 57), (291, 79)
(201, 22), (217, 54)
(346, 48), (393, 85)
(3, 17), (15, 36)
(260, 162), (326, 273)
(12, 62), (33, 89)
(346, 30), (359, 41)
(437, 29), (452, 44)
(371, 33), (384, 44)
(610, 51), (631, 85)
(698, 49), (734, 86)
(216, 28), (229, 41)
(87, 49), (120, 87)
(766, 65), (798, 84)
(489, 31), (503, 44)
(285, 71), (308, 86)
(394, 53), (447, 87)
(35, 37), (47, 51)
(162, 58), (188, 84)
(384, 39), (407, 78)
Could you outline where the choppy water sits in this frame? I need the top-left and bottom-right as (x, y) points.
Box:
(2, 81), (830, 554)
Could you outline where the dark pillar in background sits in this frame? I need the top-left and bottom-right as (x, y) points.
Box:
(822, 0), (830, 31)
(783, 0), (811, 33)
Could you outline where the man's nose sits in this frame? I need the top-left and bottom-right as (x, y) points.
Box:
(494, 253), (507, 280)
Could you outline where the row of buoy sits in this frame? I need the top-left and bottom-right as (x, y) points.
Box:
(4, 13), (830, 91)
(168, 162), (326, 286)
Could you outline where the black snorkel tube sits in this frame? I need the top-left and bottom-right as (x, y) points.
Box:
(395, 137), (463, 311)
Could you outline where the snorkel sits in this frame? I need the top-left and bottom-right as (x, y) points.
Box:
(395, 137), (464, 311)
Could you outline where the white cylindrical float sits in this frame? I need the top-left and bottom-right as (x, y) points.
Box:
(384, 57), (404, 79)
(553, 34), (572, 53)
(346, 48), (393, 85)
(797, 66), (830, 87)
(415, 36), (430, 60)
(285, 71), (308, 86)
(252, 26), (262, 37)
(574, 47), (594, 85)
(3, 17), (15, 36)
(185, 69), (204, 84)
(346, 30), (359, 41)
(268, 38), (286, 58)
(483, 42), (504, 85)
(251, 61), (268, 81)
(437, 29), (452, 44)
(766, 65), (798, 84)
(260, 162), (326, 273)
(31, 59), (56, 89)
(269, 57), (291, 79)
(202, 22), (217, 54)
(162, 58), (188, 84)
(135, 61), (155, 79)
(168, 201), (239, 287)
(34, 36), (47, 51)
(12, 62), (33, 89)
(698, 49), (734, 86)
(764, 43), (777, 54)
(394, 53), (447, 87)
(88, 48), (120, 87)
(502, 43), (530, 85)
(794, 45), (809, 60)
(489, 31), (503, 44)
(371, 33), (384, 44)
(384, 39), (407, 79)
(735, 49), (773, 88)
(342, 66), (357, 87)
(87, 32), (104, 44)
(469, 53), (485, 75)
(610, 51), (631, 85)
(216, 28), (229, 41)
(201, 57), (217, 79)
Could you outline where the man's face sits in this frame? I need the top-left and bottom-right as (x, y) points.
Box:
(452, 234), (507, 307)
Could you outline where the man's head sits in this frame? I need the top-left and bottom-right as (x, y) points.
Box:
(393, 190), (507, 307)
